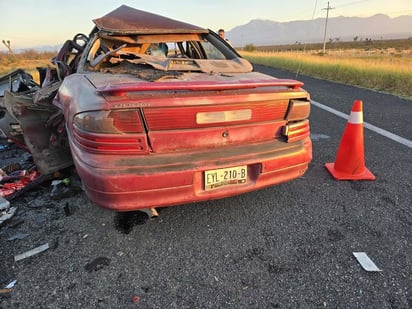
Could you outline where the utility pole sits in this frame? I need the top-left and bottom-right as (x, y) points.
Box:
(322, 1), (334, 54)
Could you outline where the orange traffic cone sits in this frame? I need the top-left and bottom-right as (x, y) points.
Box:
(325, 100), (375, 180)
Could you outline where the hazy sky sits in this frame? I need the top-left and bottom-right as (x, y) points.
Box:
(1, 0), (411, 49)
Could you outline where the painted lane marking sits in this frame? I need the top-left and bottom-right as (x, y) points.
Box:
(311, 100), (412, 149)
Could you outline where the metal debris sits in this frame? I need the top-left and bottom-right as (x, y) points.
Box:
(139, 207), (159, 219)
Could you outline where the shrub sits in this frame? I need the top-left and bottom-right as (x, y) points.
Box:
(244, 44), (256, 52)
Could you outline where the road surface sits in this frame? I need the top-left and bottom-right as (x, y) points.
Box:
(1, 65), (411, 308)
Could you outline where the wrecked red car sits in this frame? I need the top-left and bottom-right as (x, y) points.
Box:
(3, 5), (312, 211)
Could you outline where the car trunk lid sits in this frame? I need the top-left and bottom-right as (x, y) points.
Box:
(86, 72), (309, 153)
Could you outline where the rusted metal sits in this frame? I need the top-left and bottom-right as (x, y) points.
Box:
(93, 5), (207, 34)
(4, 88), (72, 175)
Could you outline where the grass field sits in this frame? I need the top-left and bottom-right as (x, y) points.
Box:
(241, 42), (412, 99)
(0, 50), (56, 83)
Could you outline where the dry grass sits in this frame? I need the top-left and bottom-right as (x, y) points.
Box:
(0, 50), (56, 83)
(2, 48), (411, 99)
(241, 50), (412, 99)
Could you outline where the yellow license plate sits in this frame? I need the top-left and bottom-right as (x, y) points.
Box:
(205, 165), (247, 190)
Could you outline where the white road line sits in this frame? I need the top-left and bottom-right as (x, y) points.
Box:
(311, 100), (412, 149)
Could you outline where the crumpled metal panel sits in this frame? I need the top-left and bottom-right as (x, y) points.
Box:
(3, 85), (73, 175)
(0, 69), (38, 96)
(0, 70), (38, 143)
(93, 5), (208, 34)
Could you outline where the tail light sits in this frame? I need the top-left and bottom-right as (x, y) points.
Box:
(282, 99), (311, 143)
(72, 110), (150, 154)
(285, 99), (310, 121)
(282, 119), (310, 143)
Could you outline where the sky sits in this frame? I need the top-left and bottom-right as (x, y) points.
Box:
(1, 0), (411, 49)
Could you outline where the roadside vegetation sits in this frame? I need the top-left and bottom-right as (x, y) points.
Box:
(240, 39), (412, 99)
(0, 50), (56, 83)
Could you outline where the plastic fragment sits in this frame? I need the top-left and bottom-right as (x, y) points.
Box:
(132, 295), (140, 303)
(353, 252), (382, 272)
(0, 206), (17, 225)
(0, 196), (10, 210)
(5, 280), (17, 289)
(14, 243), (49, 261)
(7, 232), (30, 241)
(50, 178), (79, 199)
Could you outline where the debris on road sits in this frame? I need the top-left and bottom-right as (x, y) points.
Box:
(4, 280), (17, 289)
(353, 252), (382, 272)
(0, 280), (17, 298)
(7, 232), (30, 241)
(0, 205), (17, 226)
(0, 288), (12, 298)
(84, 257), (111, 272)
(0, 139), (53, 201)
(0, 196), (10, 210)
(0, 196), (15, 226)
(131, 295), (141, 303)
(50, 178), (70, 199)
(14, 243), (50, 262)
(50, 176), (83, 200)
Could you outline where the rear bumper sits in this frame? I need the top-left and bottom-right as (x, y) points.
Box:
(70, 137), (312, 211)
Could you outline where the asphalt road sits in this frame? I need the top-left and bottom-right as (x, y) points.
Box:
(1, 65), (411, 308)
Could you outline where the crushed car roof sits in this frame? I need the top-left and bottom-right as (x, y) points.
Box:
(93, 5), (208, 34)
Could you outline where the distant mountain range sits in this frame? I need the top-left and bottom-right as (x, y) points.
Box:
(227, 14), (412, 47)
(14, 44), (61, 53)
(11, 14), (412, 52)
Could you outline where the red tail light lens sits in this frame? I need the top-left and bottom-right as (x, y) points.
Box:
(74, 110), (144, 134)
(144, 101), (289, 130)
(112, 110), (145, 133)
(285, 100), (310, 121)
(282, 119), (310, 143)
(282, 99), (311, 143)
(73, 110), (149, 154)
